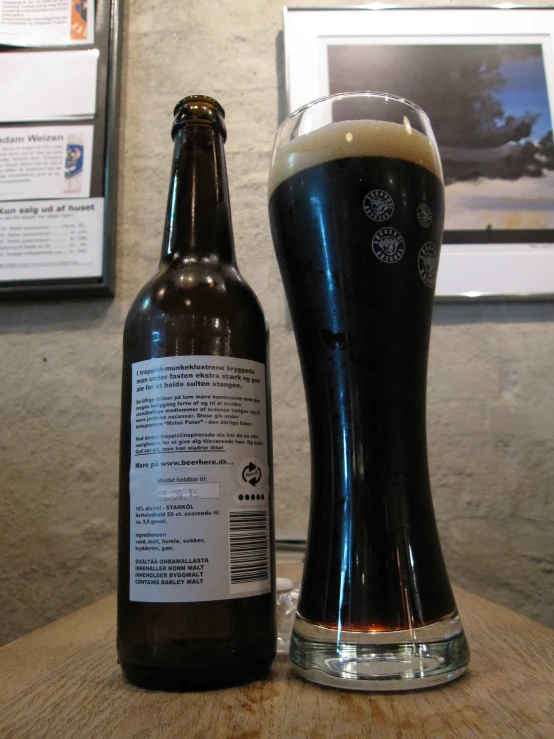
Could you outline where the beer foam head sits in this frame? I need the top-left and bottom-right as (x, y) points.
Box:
(268, 119), (442, 197)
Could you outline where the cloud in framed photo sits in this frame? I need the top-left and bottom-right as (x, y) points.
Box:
(327, 42), (554, 231)
(445, 170), (554, 230)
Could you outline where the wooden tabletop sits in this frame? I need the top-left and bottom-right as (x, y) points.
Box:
(1, 559), (553, 738)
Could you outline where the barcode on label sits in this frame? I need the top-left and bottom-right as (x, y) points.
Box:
(229, 510), (269, 587)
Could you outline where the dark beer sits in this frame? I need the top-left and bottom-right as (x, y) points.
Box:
(118, 96), (276, 691)
(269, 119), (455, 632)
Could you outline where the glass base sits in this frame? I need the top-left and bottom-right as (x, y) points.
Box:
(289, 612), (469, 692)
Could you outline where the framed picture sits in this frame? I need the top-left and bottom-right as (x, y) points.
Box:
(0, 0), (121, 299)
(283, 7), (554, 300)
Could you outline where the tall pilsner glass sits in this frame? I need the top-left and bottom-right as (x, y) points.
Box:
(268, 93), (469, 690)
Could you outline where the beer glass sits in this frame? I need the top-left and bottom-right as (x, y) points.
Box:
(268, 92), (469, 690)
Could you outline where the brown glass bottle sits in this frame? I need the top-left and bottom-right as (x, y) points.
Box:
(117, 96), (276, 691)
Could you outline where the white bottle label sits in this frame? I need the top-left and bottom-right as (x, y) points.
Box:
(129, 355), (271, 603)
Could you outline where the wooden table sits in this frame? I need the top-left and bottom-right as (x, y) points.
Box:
(1, 559), (553, 738)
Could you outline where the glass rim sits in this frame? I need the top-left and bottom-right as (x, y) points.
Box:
(287, 91), (431, 124)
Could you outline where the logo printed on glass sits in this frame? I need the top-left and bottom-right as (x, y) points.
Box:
(372, 227), (405, 264)
(417, 203), (432, 228)
(363, 190), (394, 222)
(418, 242), (439, 287)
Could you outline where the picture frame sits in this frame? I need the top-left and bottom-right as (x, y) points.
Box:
(0, 0), (121, 299)
(283, 6), (554, 300)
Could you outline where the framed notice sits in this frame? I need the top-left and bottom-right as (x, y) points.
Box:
(0, 0), (121, 298)
(283, 7), (554, 300)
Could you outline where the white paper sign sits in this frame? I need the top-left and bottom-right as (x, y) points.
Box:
(0, 197), (104, 281)
(0, 125), (93, 201)
(0, 50), (98, 122)
(0, 0), (94, 46)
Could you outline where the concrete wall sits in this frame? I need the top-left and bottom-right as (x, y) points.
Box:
(1, 0), (553, 645)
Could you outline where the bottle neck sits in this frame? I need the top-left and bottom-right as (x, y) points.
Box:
(160, 124), (236, 266)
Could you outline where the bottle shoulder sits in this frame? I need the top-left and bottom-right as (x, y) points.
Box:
(123, 262), (267, 362)
(128, 263), (263, 319)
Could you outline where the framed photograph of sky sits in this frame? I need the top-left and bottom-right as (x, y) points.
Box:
(283, 7), (554, 300)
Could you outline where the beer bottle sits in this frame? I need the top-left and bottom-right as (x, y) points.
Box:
(117, 95), (276, 691)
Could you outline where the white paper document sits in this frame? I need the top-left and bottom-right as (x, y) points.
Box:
(0, 50), (98, 122)
(0, 125), (94, 201)
(0, 197), (104, 281)
(0, 0), (94, 46)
